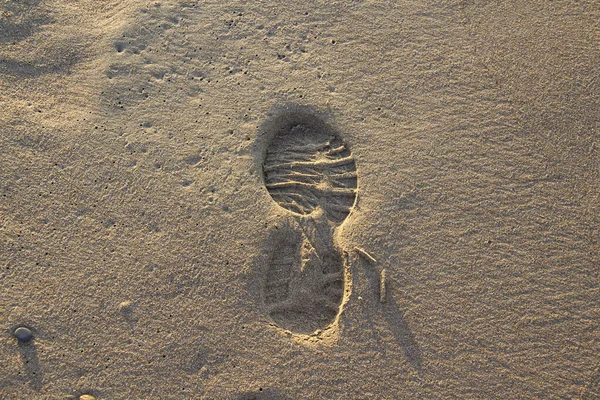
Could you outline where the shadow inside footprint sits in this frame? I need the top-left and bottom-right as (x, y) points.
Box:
(262, 221), (345, 334)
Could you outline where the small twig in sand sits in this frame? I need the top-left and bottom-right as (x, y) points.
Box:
(354, 247), (376, 263)
(379, 269), (386, 303)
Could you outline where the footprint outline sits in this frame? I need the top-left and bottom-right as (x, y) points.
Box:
(259, 107), (357, 335)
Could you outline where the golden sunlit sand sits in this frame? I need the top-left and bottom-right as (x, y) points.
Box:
(1, 1), (598, 399)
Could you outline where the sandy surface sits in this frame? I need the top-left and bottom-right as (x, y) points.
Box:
(1, 1), (599, 399)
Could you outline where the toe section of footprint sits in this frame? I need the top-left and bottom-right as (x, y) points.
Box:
(263, 227), (301, 306)
(263, 113), (357, 225)
(262, 225), (345, 334)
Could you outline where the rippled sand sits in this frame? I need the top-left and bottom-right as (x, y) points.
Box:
(1, 1), (598, 399)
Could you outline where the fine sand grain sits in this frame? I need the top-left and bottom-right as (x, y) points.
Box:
(1, 1), (599, 399)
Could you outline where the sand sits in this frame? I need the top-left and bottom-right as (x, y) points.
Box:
(1, 0), (599, 399)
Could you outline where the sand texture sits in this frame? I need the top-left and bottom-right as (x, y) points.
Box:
(1, 0), (599, 399)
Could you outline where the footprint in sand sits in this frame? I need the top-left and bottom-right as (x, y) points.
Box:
(260, 109), (357, 334)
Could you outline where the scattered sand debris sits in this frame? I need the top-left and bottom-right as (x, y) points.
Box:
(379, 269), (386, 303)
(354, 247), (376, 263)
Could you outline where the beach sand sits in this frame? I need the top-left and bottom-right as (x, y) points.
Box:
(1, 1), (599, 399)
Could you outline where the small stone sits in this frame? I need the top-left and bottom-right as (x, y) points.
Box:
(118, 300), (133, 312)
(79, 395), (96, 400)
(14, 327), (33, 342)
(118, 300), (135, 318)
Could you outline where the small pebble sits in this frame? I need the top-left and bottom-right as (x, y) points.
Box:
(79, 395), (96, 400)
(14, 327), (33, 342)
(118, 300), (133, 313)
